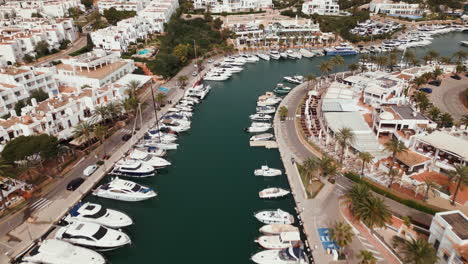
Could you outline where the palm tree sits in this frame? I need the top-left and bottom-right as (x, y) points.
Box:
(335, 127), (356, 164)
(305, 73), (316, 90)
(392, 237), (438, 264)
(384, 138), (407, 171)
(387, 168), (400, 188)
(92, 105), (110, 124)
(432, 67), (443, 81)
(412, 91), (430, 112)
(93, 124), (108, 156)
(331, 55), (344, 75)
(403, 50), (416, 67)
(302, 157), (318, 184)
(155, 93), (166, 108)
(357, 250), (377, 264)
(178, 75), (189, 88)
(358, 152), (373, 176)
(426, 49), (439, 64)
(411, 76), (427, 90)
(461, 114), (468, 126)
(354, 195), (391, 232)
(319, 60), (333, 78)
(439, 112), (453, 127)
(448, 165), (468, 205)
(344, 184), (370, 214)
(428, 106), (440, 121)
(125, 80), (141, 98)
(73, 121), (94, 147)
(106, 101), (122, 122)
(422, 55), (432, 65)
(452, 50), (467, 63)
(455, 64), (466, 74)
(439, 56), (451, 65)
(330, 221), (354, 255)
(316, 155), (334, 178)
(121, 97), (140, 116)
(421, 179), (440, 201)
(348, 63), (359, 75)
(279, 106), (288, 121)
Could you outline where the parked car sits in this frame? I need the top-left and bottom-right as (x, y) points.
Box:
(122, 134), (132, 141)
(207, 59), (214, 63)
(192, 71), (197, 76)
(83, 165), (98, 177)
(419, 88), (433, 94)
(67, 178), (85, 191)
(450, 74), (461, 80)
(428, 80), (441, 86)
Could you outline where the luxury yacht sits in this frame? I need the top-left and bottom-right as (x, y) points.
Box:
(144, 131), (178, 142)
(259, 224), (299, 235)
(279, 51), (288, 58)
(162, 118), (191, 128)
(55, 222), (131, 251)
(254, 165), (282, 176)
(249, 113), (272, 121)
(93, 177), (157, 202)
(299, 48), (314, 58)
(66, 202), (133, 228)
(256, 106), (276, 114)
(273, 84), (292, 95)
(259, 187), (290, 198)
(239, 54), (259, 62)
(250, 133), (274, 142)
(283, 75), (304, 84)
(254, 209), (295, 224)
(128, 149), (171, 168)
(22, 239), (105, 264)
(111, 160), (156, 178)
(286, 50), (302, 59)
(138, 146), (166, 157)
(251, 247), (307, 264)
(204, 72), (230, 81)
(256, 231), (301, 249)
(139, 141), (179, 150)
(245, 123), (272, 133)
(159, 123), (190, 133)
(257, 92), (282, 106)
(257, 53), (270, 61)
(269, 50), (281, 60)
(218, 63), (244, 73)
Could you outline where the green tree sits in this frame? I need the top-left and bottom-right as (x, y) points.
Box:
(279, 106), (288, 121)
(428, 106), (440, 121)
(421, 179), (440, 201)
(384, 138), (407, 172)
(426, 49), (439, 64)
(431, 67), (443, 81)
(331, 55), (345, 75)
(0, 159), (13, 201)
(23, 54), (35, 63)
(411, 76), (427, 90)
(412, 91), (430, 112)
(357, 250), (377, 264)
(403, 50), (416, 67)
(103, 8), (136, 25)
(212, 17), (223, 30)
(330, 221), (354, 255)
(106, 101), (122, 122)
(455, 64), (466, 74)
(121, 97), (140, 116)
(305, 73), (316, 90)
(93, 124), (108, 156)
(319, 60), (333, 78)
(155, 93), (166, 108)
(461, 114), (468, 126)
(448, 165), (468, 205)
(34, 40), (50, 57)
(344, 184), (370, 215)
(59, 39), (71, 50)
(172, 43), (191, 64)
(92, 105), (110, 123)
(29, 88), (49, 102)
(14, 100), (27, 116)
(336, 127), (356, 164)
(72, 121), (94, 146)
(125, 80), (141, 98)
(1, 135), (59, 165)
(178, 75), (189, 88)
(387, 168), (400, 188)
(348, 62), (359, 74)
(81, 0), (93, 9)
(355, 195), (391, 232)
(452, 50), (467, 63)
(439, 112), (453, 127)
(392, 237), (438, 264)
(358, 152), (373, 176)
(68, 7), (83, 19)
(302, 157), (318, 184)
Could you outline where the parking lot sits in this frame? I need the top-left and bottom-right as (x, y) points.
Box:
(428, 74), (468, 120)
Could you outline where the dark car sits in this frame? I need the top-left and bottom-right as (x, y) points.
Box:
(428, 80), (441, 86)
(122, 134), (132, 141)
(451, 74), (461, 80)
(67, 178), (85, 191)
(419, 88), (433, 94)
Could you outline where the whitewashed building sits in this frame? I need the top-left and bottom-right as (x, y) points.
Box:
(0, 0), (84, 19)
(302, 0), (340, 16)
(369, 0), (424, 17)
(0, 18), (78, 64)
(429, 210), (468, 264)
(193, 0), (273, 13)
(97, 0), (152, 13)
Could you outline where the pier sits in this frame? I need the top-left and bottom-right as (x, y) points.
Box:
(249, 140), (278, 149)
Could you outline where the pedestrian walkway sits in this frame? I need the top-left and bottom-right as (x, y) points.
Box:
(30, 199), (52, 211)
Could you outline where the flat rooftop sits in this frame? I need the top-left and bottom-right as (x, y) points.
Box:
(441, 212), (468, 240)
(392, 105), (426, 120)
(57, 61), (128, 80)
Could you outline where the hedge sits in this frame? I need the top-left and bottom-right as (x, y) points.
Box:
(344, 172), (440, 215)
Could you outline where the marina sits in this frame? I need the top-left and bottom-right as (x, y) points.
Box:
(12, 30), (468, 264)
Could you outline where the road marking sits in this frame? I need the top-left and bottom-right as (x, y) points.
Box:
(120, 129), (133, 134)
(30, 198), (52, 211)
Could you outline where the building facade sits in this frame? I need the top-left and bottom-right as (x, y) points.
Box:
(302, 0), (340, 15)
(193, 0), (273, 13)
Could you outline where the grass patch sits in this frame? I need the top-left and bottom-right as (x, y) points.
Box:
(69, 46), (92, 57)
(297, 164), (325, 199)
(344, 172), (442, 215)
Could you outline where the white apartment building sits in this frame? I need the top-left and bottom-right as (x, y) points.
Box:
(52, 50), (136, 88)
(97, 0), (151, 14)
(0, 18), (78, 64)
(0, 65), (58, 116)
(193, 0), (273, 13)
(302, 0), (340, 16)
(0, 0), (84, 19)
(429, 210), (468, 264)
(91, 0), (178, 51)
(369, 0), (424, 17)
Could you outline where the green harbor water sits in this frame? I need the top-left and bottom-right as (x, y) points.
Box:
(86, 32), (467, 264)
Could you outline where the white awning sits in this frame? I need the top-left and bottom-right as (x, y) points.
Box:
(415, 131), (468, 161)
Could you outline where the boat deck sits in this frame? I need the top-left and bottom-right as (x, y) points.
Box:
(249, 140), (278, 149)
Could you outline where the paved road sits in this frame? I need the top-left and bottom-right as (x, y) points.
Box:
(429, 75), (468, 120)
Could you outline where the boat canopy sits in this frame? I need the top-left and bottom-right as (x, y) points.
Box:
(280, 231), (301, 241)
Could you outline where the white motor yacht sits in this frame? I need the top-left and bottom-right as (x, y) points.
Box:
(286, 50), (302, 59)
(93, 177), (157, 202)
(218, 63), (244, 73)
(182, 97), (200, 104)
(256, 106), (276, 114)
(162, 118), (191, 128)
(55, 222), (131, 251)
(257, 92), (282, 106)
(204, 72), (230, 81)
(137, 147), (166, 157)
(251, 247), (307, 264)
(128, 149), (171, 168)
(257, 53), (270, 61)
(279, 51), (288, 58)
(259, 224), (299, 235)
(269, 50), (281, 59)
(239, 54), (259, 62)
(22, 239), (105, 264)
(259, 187), (290, 198)
(250, 133), (274, 141)
(283, 75), (304, 84)
(254, 209), (295, 224)
(254, 165), (281, 176)
(111, 159), (156, 178)
(159, 123), (190, 133)
(144, 131), (177, 142)
(141, 141), (179, 150)
(249, 113), (272, 121)
(245, 123), (272, 133)
(299, 48), (314, 58)
(66, 202), (133, 228)
(256, 231), (301, 249)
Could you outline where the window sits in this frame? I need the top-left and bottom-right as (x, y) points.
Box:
(443, 253), (449, 261)
(434, 239), (440, 250)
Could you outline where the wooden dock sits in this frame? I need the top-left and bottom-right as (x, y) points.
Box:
(249, 140), (278, 149)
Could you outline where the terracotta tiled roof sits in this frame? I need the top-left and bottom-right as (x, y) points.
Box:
(395, 150), (430, 167)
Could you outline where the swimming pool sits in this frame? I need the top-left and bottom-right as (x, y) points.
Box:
(138, 49), (151, 55)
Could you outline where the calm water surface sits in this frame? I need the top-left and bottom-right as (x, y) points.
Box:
(86, 32), (467, 264)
